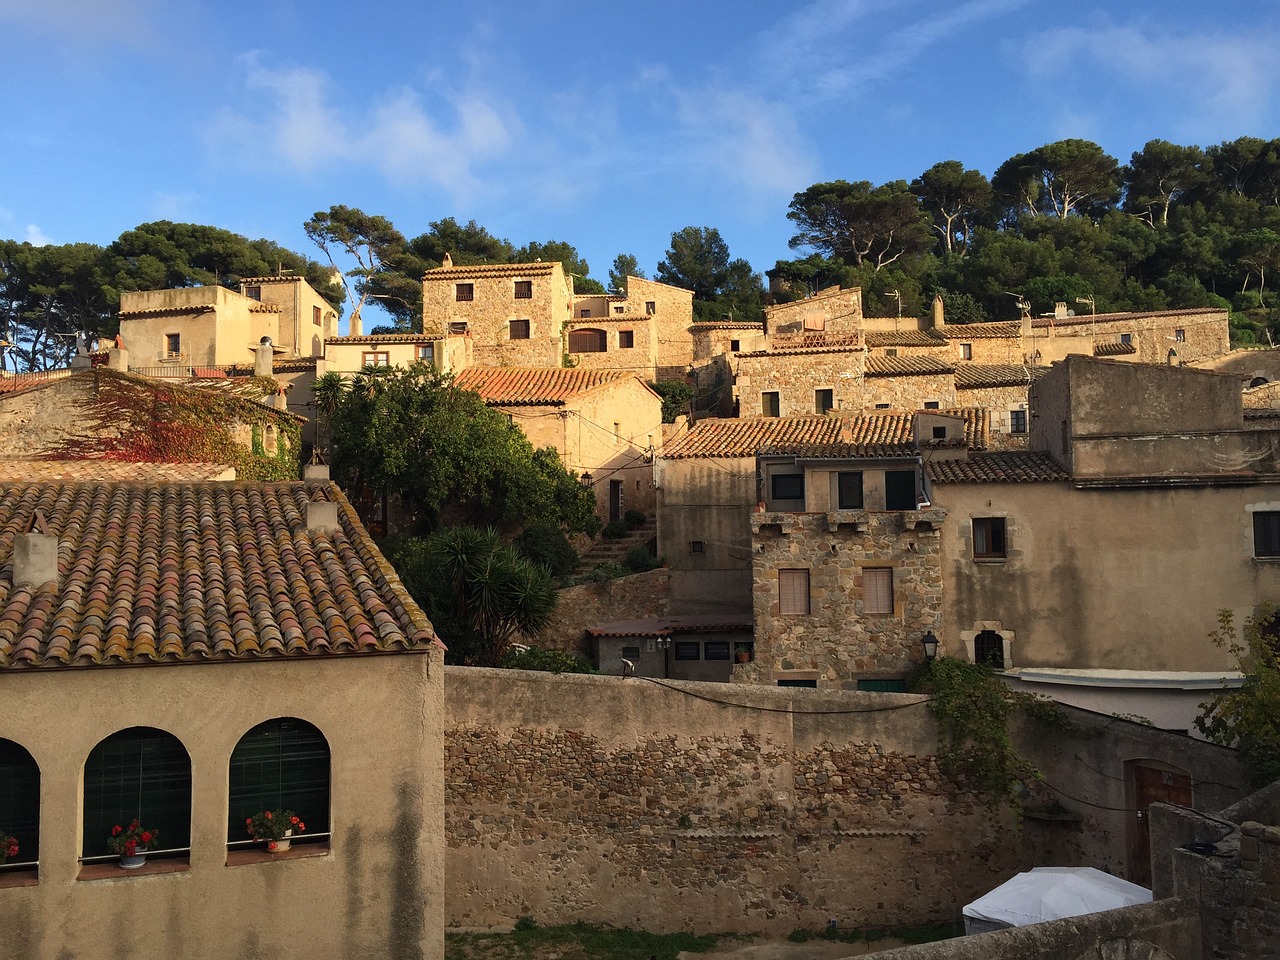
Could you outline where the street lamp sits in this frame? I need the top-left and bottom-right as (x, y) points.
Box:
(920, 631), (939, 661)
(579, 472), (593, 488)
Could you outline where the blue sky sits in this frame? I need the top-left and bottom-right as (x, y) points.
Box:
(2, 0), (1278, 327)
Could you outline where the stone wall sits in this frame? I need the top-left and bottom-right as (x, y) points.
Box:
(537, 568), (671, 656)
(565, 315), (658, 377)
(955, 384), (1029, 449)
(750, 510), (944, 686)
(735, 349), (866, 417)
(421, 265), (568, 367)
(863, 372), (957, 412)
(766, 286), (863, 337)
(443, 669), (1244, 937)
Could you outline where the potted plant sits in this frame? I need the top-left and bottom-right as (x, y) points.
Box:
(0, 831), (17, 863)
(735, 644), (752, 664)
(109, 819), (157, 869)
(246, 809), (305, 853)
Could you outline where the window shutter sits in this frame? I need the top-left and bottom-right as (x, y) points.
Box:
(778, 569), (810, 615)
(863, 568), (894, 615)
(228, 718), (330, 842)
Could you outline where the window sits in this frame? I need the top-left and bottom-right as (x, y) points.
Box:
(1120, 333), (1132, 345)
(579, 309), (592, 318)
(778, 569), (810, 615)
(645, 301), (656, 315)
(730, 339), (740, 352)
(815, 389), (834, 414)
(165, 333), (181, 357)
(228, 718), (330, 847)
(313, 305), (322, 326)
(245, 285), (261, 301)
(974, 630), (1005, 668)
(973, 517), (1007, 558)
(1010, 409), (1028, 434)
(689, 540), (705, 553)
(885, 348), (898, 358)
(362, 351), (390, 367)
(0, 739), (39, 873)
(514, 280), (532, 299)
(863, 568), (894, 615)
(674, 641), (701, 660)
(448, 321), (469, 335)
(704, 642), (731, 661)
(924, 400), (940, 410)
(960, 343), (973, 360)
(568, 329), (607, 353)
(619, 330), (635, 349)
(455, 283), (474, 301)
(613, 306), (624, 314)
(417, 344), (435, 364)
(837, 471), (864, 509)
(875, 402), (891, 410)
(622, 645), (641, 661)
(931, 426), (947, 440)
(509, 319), (530, 340)
(778, 678), (817, 688)
(857, 679), (907, 692)
(82, 727), (191, 859)
(885, 469), (917, 510)
(762, 391), (781, 417)
(613, 422), (621, 442)
(1175, 328), (1186, 342)
(1254, 511), (1280, 558)
(771, 473), (805, 502)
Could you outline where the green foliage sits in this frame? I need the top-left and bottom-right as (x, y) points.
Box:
(1196, 606), (1280, 788)
(602, 519), (629, 539)
(656, 226), (764, 323)
(445, 921), (719, 960)
(326, 364), (598, 534)
(384, 527), (556, 666)
(912, 657), (1058, 804)
(513, 916), (537, 933)
(621, 545), (659, 573)
(609, 253), (645, 293)
(624, 509), (647, 528)
(649, 379), (694, 423)
(513, 522), (580, 579)
(501, 646), (595, 674)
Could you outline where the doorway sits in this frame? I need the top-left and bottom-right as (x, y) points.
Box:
(1126, 760), (1192, 885)
(609, 480), (624, 522)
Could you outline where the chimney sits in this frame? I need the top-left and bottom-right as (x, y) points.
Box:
(441, 251), (453, 269)
(274, 385), (288, 410)
(931, 294), (945, 329)
(107, 335), (129, 371)
(254, 337), (274, 377)
(1054, 302), (1068, 320)
(15, 511), (58, 589)
(306, 485), (339, 534)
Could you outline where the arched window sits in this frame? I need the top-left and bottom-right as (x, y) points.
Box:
(568, 329), (608, 353)
(974, 630), (1005, 669)
(1250, 376), (1269, 387)
(0, 739), (40, 873)
(82, 727), (191, 859)
(228, 718), (330, 845)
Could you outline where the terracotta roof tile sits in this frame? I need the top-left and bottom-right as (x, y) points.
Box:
(937, 322), (1021, 339)
(426, 262), (559, 280)
(0, 481), (437, 669)
(453, 367), (631, 406)
(324, 334), (442, 345)
(865, 355), (954, 377)
(0, 371), (73, 395)
(1094, 341), (1138, 357)
(953, 363), (1041, 388)
(0, 461), (234, 482)
(238, 276), (305, 284)
(864, 330), (947, 347)
(690, 322), (765, 331)
(927, 452), (1067, 483)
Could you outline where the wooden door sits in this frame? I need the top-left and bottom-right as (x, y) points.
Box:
(1129, 763), (1192, 885)
(609, 480), (624, 522)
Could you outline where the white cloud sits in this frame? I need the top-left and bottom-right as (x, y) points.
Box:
(24, 224), (52, 246)
(1024, 24), (1279, 134)
(0, 0), (173, 48)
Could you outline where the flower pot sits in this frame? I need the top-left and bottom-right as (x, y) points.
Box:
(119, 848), (148, 869)
(736, 652), (751, 664)
(266, 829), (292, 854)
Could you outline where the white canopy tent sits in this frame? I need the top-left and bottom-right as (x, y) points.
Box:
(962, 867), (1153, 935)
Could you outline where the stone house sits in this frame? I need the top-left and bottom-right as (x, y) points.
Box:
(1029, 305), (1230, 367)
(0, 474), (445, 960)
(453, 367), (664, 519)
(566, 276), (696, 380)
(117, 275), (338, 370)
(322, 332), (472, 376)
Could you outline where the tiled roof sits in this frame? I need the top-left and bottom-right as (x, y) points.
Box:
(324, 334), (442, 345)
(662, 417), (846, 459)
(927, 452), (1068, 483)
(953, 364), (1040, 388)
(425, 262), (559, 280)
(865, 330), (946, 347)
(1094, 341), (1138, 357)
(0, 461), (234, 482)
(0, 481), (438, 669)
(690, 321), (765, 331)
(117, 306), (216, 318)
(239, 276), (304, 284)
(567, 315), (651, 324)
(249, 303), (281, 313)
(738, 334), (862, 358)
(453, 367), (633, 406)
(587, 615), (753, 638)
(0, 371), (73, 395)
(937, 322), (1021, 340)
(1030, 307), (1225, 330)
(664, 409), (988, 460)
(865, 355), (954, 377)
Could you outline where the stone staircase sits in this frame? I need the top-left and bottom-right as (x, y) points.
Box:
(578, 517), (658, 568)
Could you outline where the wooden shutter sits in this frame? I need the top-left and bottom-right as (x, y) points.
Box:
(228, 718), (330, 842)
(863, 568), (894, 615)
(82, 727), (191, 857)
(778, 569), (810, 615)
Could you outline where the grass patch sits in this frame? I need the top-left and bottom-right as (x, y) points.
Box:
(445, 921), (721, 960)
(790, 920), (961, 946)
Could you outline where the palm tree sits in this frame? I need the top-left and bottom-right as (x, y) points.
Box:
(311, 372), (348, 459)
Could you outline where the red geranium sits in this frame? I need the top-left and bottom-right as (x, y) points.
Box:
(107, 819), (157, 857)
(245, 809), (305, 842)
(0, 833), (17, 864)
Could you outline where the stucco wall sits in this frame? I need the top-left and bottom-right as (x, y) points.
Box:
(1, 651), (445, 960)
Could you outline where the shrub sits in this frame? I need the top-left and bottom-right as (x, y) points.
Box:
(501, 646), (595, 674)
(601, 519), (629, 538)
(514, 522), (580, 579)
(622, 545), (660, 573)
(624, 508), (647, 529)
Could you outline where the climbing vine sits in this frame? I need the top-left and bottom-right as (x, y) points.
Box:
(54, 370), (301, 481)
(911, 657), (1061, 805)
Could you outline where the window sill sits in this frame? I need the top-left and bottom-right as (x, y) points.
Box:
(1253, 556), (1280, 562)
(78, 858), (190, 881)
(0, 868), (39, 888)
(973, 557), (1008, 564)
(226, 841), (331, 867)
